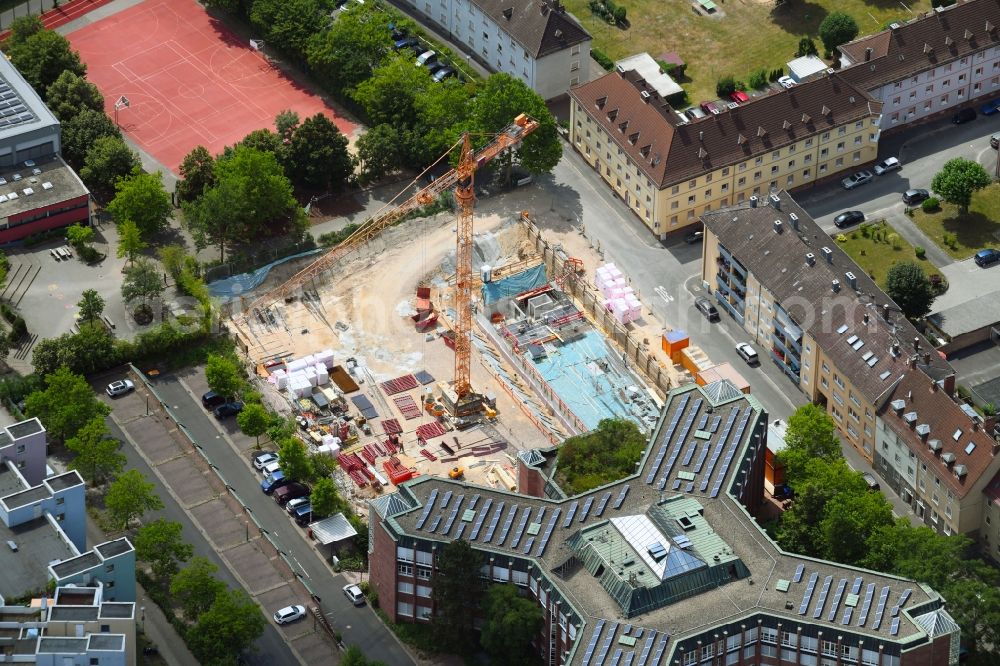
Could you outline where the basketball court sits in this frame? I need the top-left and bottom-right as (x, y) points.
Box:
(67, 0), (357, 173)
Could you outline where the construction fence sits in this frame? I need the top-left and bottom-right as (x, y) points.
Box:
(517, 212), (674, 399)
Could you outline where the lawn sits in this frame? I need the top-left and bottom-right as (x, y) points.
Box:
(568, 0), (932, 105)
(836, 220), (940, 288)
(910, 184), (1000, 260)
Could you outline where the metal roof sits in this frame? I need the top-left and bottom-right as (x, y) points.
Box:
(309, 513), (358, 545)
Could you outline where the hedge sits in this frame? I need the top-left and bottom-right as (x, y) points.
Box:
(590, 48), (613, 71)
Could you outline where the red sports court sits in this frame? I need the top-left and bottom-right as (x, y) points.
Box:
(67, 0), (356, 172)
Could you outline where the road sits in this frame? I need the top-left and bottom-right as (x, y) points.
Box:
(105, 415), (297, 666)
(149, 374), (414, 666)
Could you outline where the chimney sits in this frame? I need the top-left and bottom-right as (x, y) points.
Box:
(773, 220), (783, 234)
(750, 195), (758, 208)
(983, 414), (998, 435)
(845, 272), (857, 290)
(770, 193), (781, 210)
(832, 279), (841, 293)
(699, 130), (704, 141)
(909, 355), (917, 369)
(865, 47), (873, 62)
(863, 312), (870, 324)
(821, 246), (833, 263)
(883, 303), (890, 319)
(891, 341), (900, 357)
(931, 377), (939, 392)
(913, 336), (921, 351)
(923, 352), (931, 365)
(805, 252), (816, 266)
(789, 212), (799, 230)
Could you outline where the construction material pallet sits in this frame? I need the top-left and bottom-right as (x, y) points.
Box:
(381, 418), (402, 435)
(419, 449), (437, 462)
(380, 374), (419, 396)
(393, 394), (422, 420)
(416, 421), (448, 441)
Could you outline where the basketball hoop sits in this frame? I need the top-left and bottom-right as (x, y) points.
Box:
(114, 95), (130, 126)
(249, 38), (265, 52)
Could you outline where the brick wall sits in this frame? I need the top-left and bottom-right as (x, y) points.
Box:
(370, 521), (398, 621)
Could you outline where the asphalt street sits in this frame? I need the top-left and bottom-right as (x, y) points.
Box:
(149, 374), (414, 666)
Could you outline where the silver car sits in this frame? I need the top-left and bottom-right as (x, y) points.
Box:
(840, 170), (873, 190)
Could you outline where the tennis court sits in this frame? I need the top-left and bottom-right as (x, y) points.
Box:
(67, 0), (356, 172)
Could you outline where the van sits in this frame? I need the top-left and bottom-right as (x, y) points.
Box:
(273, 482), (309, 506)
(261, 470), (289, 494)
(735, 342), (759, 365)
(201, 391), (227, 409)
(695, 297), (720, 322)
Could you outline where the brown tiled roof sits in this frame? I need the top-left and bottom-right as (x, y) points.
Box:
(475, 0), (590, 58)
(879, 371), (1000, 499)
(839, 0), (1000, 90)
(701, 193), (954, 404)
(569, 69), (881, 189)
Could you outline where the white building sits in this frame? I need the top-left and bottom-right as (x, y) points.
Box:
(401, 0), (591, 99)
(838, 0), (1000, 131)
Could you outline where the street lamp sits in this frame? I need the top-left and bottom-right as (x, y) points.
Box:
(140, 606), (145, 632)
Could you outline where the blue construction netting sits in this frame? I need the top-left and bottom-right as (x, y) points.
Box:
(207, 248), (324, 299)
(481, 264), (548, 305)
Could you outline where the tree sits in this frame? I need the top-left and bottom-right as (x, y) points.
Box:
(121, 258), (165, 307)
(931, 158), (991, 214)
(275, 109), (300, 140)
(170, 557), (227, 622)
(183, 179), (242, 262)
(205, 354), (244, 398)
(409, 82), (471, 166)
(107, 171), (173, 237)
(818, 490), (894, 565)
(187, 588), (266, 665)
(45, 70), (104, 122)
(355, 124), (401, 181)
(176, 146), (216, 203)
(134, 519), (193, 581)
(250, 0), (332, 59)
(796, 36), (819, 57)
(556, 418), (646, 494)
(777, 403), (841, 482)
(6, 27), (86, 96)
(64, 415), (125, 485)
(886, 261), (935, 319)
(237, 128), (283, 156)
(284, 113), (352, 190)
(306, 7), (393, 94)
(76, 289), (105, 324)
(432, 540), (484, 654)
(353, 55), (434, 127)
(776, 458), (868, 557)
(62, 108), (121, 168)
(818, 12), (859, 54)
(480, 584), (543, 665)
(277, 436), (312, 482)
(716, 75), (738, 98)
(7, 16), (44, 47)
(341, 645), (388, 666)
(105, 469), (164, 531)
(116, 219), (147, 266)
(80, 135), (141, 199)
(467, 74), (561, 180)
(309, 477), (341, 517)
(25, 367), (110, 442)
(237, 403), (269, 445)
(66, 223), (95, 249)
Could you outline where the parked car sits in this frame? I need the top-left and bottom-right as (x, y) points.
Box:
(684, 230), (704, 244)
(777, 75), (795, 89)
(695, 297), (719, 322)
(252, 451), (278, 471)
(699, 100), (719, 114)
(214, 401), (244, 419)
(729, 90), (749, 104)
(862, 472), (880, 492)
(432, 66), (457, 83)
(902, 189), (930, 205)
(873, 156), (900, 175)
(273, 605), (306, 625)
(106, 380), (134, 397)
(261, 461), (281, 477)
(991, 132), (1000, 149)
(273, 482), (310, 506)
(426, 61), (447, 76)
(974, 248), (1000, 267)
(343, 584), (365, 606)
(685, 106), (707, 120)
(415, 50), (437, 66)
(735, 342), (759, 365)
(293, 503), (314, 526)
(261, 470), (289, 494)
(980, 97), (1000, 115)
(840, 170), (873, 190)
(393, 36), (418, 51)
(833, 210), (865, 228)
(201, 391), (227, 409)
(951, 107), (976, 124)
(286, 496), (311, 514)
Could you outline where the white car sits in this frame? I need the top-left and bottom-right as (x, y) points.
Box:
(840, 170), (873, 190)
(106, 380), (134, 397)
(778, 75), (795, 89)
(735, 342), (759, 366)
(343, 584), (365, 606)
(873, 156), (901, 175)
(252, 451), (278, 471)
(273, 605), (306, 625)
(415, 50), (436, 67)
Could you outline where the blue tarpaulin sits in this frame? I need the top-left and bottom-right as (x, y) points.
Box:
(482, 264), (548, 305)
(207, 248), (324, 299)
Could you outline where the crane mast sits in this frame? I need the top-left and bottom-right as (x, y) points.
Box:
(453, 134), (476, 400)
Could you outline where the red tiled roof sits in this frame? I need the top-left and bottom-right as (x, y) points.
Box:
(878, 371), (999, 500)
(839, 0), (1000, 90)
(569, 68), (881, 189)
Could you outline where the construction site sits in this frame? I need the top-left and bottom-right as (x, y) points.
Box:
(226, 115), (739, 516)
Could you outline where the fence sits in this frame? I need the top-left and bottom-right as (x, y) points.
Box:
(203, 240), (317, 284)
(517, 211), (674, 399)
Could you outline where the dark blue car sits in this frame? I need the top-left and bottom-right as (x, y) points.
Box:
(261, 470), (289, 494)
(980, 98), (1000, 115)
(213, 401), (244, 419)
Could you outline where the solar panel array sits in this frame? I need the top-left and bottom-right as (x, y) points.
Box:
(563, 501), (579, 527)
(495, 504), (518, 545)
(872, 586), (890, 630)
(709, 408), (754, 497)
(789, 571), (908, 635)
(442, 495), (465, 535)
(812, 575), (833, 619)
(579, 496), (595, 523)
(798, 572), (818, 615)
(469, 498), (492, 540)
(441, 490), (452, 509)
(827, 578), (848, 621)
(614, 485), (630, 509)
(534, 508), (561, 557)
(482, 501), (505, 542)
(890, 617), (900, 636)
(581, 621), (669, 666)
(594, 492), (612, 518)
(793, 564), (804, 583)
(645, 395), (690, 484)
(428, 515), (441, 532)
(414, 489), (438, 530)
(857, 583), (876, 626)
(508, 507), (532, 549)
(657, 399), (704, 487)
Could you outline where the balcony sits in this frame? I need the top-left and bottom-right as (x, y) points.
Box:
(770, 348), (800, 383)
(715, 291), (745, 326)
(771, 331), (801, 360)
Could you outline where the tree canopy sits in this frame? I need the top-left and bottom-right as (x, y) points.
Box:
(65, 415), (125, 485)
(250, 0), (333, 59)
(885, 262), (936, 320)
(116, 219), (147, 266)
(306, 6), (393, 94)
(62, 109), (122, 169)
(777, 403), (842, 482)
(284, 113), (353, 190)
(107, 171), (173, 237)
(931, 158), (991, 214)
(25, 367), (110, 442)
(176, 146), (216, 203)
(237, 403), (270, 445)
(277, 436), (312, 482)
(480, 584), (543, 665)
(121, 258), (165, 307)
(45, 70), (104, 122)
(79, 136), (141, 199)
(205, 354), (244, 398)
(818, 12), (860, 54)
(186, 588), (266, 665)
(105, 469), (164, 531)
(170, 557), (226, 622)
(556, 418), (645, 494)
(7, 26), (86, 96)
(308, 476), (341, 518)
(134, 518), (193, 581)
(76, 289), (105, 324)
(431, 539), (484, 655)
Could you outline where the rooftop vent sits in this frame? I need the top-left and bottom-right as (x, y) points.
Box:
(954, 464), (967, 478)
(903, 411), (918, 426)
(503, 7), (512, 18)
(891, 399), (905, 414)
(641, 90), (651, 102)
(750, 195), (758, 208)
(773, 220), (783, 234)
(6, 540), (16, 552)
(22, 188), (33, 196)
(770, 193), (781, 210)
(821, 246), (833, 263)
(831, 279), (841, 293)
(41, 182), (52, 190)
(845, 271), (857, 289)
(890, 342), (900, 357)
(789, 212), (799, 230)
(916, 424), (931, 438)
(805, 252), (815, 266)
(928, 438), (943, 452)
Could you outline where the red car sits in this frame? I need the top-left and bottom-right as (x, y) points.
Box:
(729, 91), (749, 104)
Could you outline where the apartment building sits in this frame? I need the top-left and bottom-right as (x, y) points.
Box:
(0, 418), (48, 486)
(699, 192), (955, 463)
(400, 0), (590, 99)
(568, 67), (882, 239)
(875, 370), (1000, 549)
(839, 0), (1000, 132)
(369, 380), (961, 666)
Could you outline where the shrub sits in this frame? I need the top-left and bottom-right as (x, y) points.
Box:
(915, 246), (926, 259)
(0, 303), (15, 324)
(10, 317), (26, 341)
(920, 196), (939, 212)
(747, 68), (768, 90)
(612, 4), (626, 24)
(590, 48), (613, 70)
(957, 385), (971, 400)
(859, 222), (871, 237)
(983, 403), (997, 417)
(716, 75), (737, 97)
(796, 37), (818, 57)
(942, 231), (957, 249)
(835, 234), (847, 243)
(78, 245), (103, 263)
